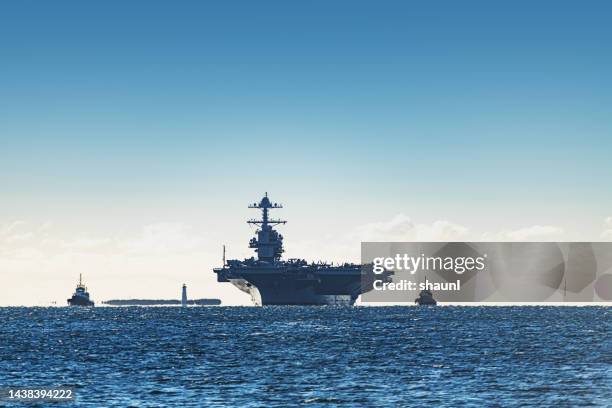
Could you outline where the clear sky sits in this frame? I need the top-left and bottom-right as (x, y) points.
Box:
(1, 1), (611, 305)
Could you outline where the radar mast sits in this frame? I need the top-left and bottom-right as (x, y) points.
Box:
(248, 193), (285, 262)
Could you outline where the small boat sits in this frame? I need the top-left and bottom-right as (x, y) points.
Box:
(415, 289), (437, 306)
(67, 274), (95, 306)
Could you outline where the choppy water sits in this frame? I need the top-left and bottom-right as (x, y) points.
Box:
(0, 307), (610, 407)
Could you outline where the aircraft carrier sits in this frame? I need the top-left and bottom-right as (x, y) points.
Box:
(214, 193), (390, 305)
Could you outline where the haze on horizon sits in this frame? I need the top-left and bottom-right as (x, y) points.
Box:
(1, 1), (611, 305)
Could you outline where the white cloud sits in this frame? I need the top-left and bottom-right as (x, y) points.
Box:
(121, 223), (205, 255)
(5, 232), (34, 243)
(482, 225), (564, 241)
(350, 214), (469, 242)
(60, 237), (113, 250)
(0, 220), (27, 237)
(351, 214), (415, 241)
(0, 216), (603, 305)
(0, 221), (207, 257)
(287, 215), (471, 264)
(0, 221), (219, 306)
(419, 220), (470, 241)
(352, 218), (566, 243)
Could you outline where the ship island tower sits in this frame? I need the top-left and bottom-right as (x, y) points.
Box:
(248, 192), (286, 262)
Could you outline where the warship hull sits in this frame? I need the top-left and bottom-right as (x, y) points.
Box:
(215, 264), (386, 306)
(226, 276), (358, 306)
(67, 296), (94, 307)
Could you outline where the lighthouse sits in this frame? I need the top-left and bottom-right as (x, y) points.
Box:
(181, 284), (188, 307)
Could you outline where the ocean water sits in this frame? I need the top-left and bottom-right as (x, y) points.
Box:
(0, 307), (610, 407)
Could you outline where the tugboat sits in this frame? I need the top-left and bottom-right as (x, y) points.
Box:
(214, 193), (392, 305)
(67, 274), (95, 306)
(415, 289), (437, 306)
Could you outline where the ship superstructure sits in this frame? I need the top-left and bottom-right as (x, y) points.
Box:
(414, 289), (437, 306)
(214, 193), (389, 305)
(67, 274), (95, 307)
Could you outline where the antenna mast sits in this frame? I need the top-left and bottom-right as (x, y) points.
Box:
(247, 192), (286, 227)
(247, 193), (286, 262)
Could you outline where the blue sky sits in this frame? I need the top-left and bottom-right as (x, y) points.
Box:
(1, 1), (611, 304)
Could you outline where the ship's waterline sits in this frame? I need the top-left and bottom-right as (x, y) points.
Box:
(231, 278), (356, 306)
